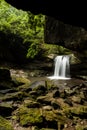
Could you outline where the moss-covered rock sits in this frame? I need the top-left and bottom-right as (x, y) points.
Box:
(64, 106), (87, 118)
(71, 95), (82, 104)
(12, 76), (30, 85)
(37, 93), (53, 105)
(76, 124), (87, 130)
(23, 99), (40, 108)
(42, 110), (57, 122)
(0, 91), (26, 101)
(0, 116), (14, 130)
(13, 77), (31, 92)
(16, 106), (43, 126)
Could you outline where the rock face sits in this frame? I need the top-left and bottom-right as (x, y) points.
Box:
(45, 16), (87, 52)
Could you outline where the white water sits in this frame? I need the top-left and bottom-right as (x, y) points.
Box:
(48, 55), (71, 80)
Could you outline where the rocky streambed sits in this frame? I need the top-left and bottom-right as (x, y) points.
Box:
(0, 67), (87, 130)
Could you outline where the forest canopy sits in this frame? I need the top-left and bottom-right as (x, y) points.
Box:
(0, 0), (45, 62)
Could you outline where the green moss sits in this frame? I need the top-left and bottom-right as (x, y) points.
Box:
(17, 107), (43, 126)
(0, 91), (25, 101)
(64, 106), (87, 118)
(43, 43), (71, 56)
(43, 110), (57, 121)
(42, 109), (66, 124)
(0, 116), (14, 130)
(12, 76), (30, 84)
(76, 125), (87, 130)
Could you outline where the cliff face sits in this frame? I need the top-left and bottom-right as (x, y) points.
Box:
(45, 16), (87, 52)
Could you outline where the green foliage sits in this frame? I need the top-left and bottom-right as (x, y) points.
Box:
(17, 107), (43, 126)
(27, 41), (41, 59)
(0, 0), (45, 60)
(43, 43), (71, 56)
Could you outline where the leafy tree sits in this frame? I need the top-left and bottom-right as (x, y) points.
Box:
(0, 0), (45, 61)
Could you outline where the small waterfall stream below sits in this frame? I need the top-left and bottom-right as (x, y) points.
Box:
(48, 55), (71, 80)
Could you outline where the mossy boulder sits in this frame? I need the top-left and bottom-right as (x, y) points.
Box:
(0, 91), (25, 101)
(76, 124), (87, 130)
(23, 99), (40, 108)
(42, 110), (58, 122)
(12, 76), (30, 85)
(37, 94), (53, 105)
(16, 106), (43, 126)
(64, 106), (87, 118)
(0, 116), (14, 130)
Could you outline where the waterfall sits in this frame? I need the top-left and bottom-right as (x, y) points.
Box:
(48, 55), (71, 80)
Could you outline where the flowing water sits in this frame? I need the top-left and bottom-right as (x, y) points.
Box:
(48, 55), (71, 80)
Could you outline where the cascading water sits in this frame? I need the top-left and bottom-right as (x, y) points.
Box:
(48, 55), (71, 80)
